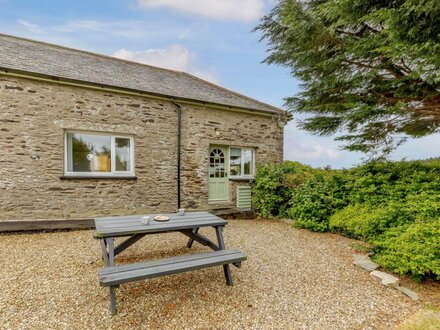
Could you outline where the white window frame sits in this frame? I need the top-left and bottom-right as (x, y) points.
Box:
(229, 147), (255, 179)
(64, 130), (135, 177)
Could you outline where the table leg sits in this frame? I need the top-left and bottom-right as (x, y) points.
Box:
(186, 227), (199, 248)
(100, 239), (110, 267)
(215, 226), (233, 286)
(105, 237), (115, 267)
(103, 237), (116, 314)
(109, 286), (117, 315)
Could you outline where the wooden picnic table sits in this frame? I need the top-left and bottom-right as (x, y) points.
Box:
(94, 211), (246, 315)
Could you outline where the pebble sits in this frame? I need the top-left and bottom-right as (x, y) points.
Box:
(0, 220), (420, 329)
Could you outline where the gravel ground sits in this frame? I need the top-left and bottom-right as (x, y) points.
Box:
(0, 219), (422, 329)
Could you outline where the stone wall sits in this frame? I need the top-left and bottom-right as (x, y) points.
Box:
(180, 103), (283, 210)
(0, 75), (283, 220)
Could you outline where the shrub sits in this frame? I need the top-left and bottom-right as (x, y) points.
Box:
(347, 161), (440, 205)
(289, 171), (349, 232)
(373, 219), (440, 280)
(252, 161), (313, 218)
(404, 192), (440, 220)
(329, 202), (414, 240)
(251, 158), (440, 279)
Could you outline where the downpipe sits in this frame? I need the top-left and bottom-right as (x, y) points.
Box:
(170, 98), (182, 209)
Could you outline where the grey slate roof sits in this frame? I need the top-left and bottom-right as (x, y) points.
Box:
(0, 33), (282, 114)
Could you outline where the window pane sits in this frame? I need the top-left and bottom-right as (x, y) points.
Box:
(66, 133), (73, 172)
(115, 138), (131, 171)
(68, 133), (111, 172)
(230, 148), (241, 157)
(217, 163), (225, 177)
(243, 149), (253, 175)
(230, 148), (241, 176)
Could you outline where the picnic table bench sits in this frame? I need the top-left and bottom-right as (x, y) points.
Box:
(94, 211), (247, 315)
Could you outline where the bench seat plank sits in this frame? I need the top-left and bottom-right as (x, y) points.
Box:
(99, 249), (246, 287)
(101, 249), (239, 275)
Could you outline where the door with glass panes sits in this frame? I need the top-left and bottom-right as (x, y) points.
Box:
(208, 146), (229, 201)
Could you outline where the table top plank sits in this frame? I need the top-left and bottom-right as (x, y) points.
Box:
(96, 213), (217, 229)
(96, 212), (211, 224)
(94, 211), (227, 238)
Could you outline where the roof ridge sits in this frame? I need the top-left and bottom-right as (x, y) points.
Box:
(0, 32), (187, 76)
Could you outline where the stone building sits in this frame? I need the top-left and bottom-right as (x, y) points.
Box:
(0, 34), (286, 221)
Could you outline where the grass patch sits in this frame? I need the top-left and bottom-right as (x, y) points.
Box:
(398, 310), (440, 330)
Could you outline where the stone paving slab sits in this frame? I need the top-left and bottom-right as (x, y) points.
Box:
(397, 286), (420, 301)
(353, 254), (379, 272)
(370, 270), (400, 287)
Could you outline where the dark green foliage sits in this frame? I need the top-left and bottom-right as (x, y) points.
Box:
(252, 159), (440, 279)
(256, 0), (440, 155)
(289, 172), (349, 231)
(347, 161), (440, 205)
(251, 161), (313, 218)
(373, 220), (440, 280)
(329, 204), (404, 240)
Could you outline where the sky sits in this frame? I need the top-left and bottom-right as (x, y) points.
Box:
(0, 0), (438, 168)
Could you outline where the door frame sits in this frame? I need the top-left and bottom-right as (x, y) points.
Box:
(208, 144), (229, 202)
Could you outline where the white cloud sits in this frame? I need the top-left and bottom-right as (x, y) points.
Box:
(283, 121), (363, 168)
(17, 19), (43, 34)
(283, 118), (440, 168)
(113, 45), (217, 82)
(391, 134), (440, 162)
(137, 0), (265, 22)
(9, 18), (217, 82)
(113, 45), (191, 71)
(54, 20), (192, 40)
(285, 141), (342, 162)
(11, 18), (201, 43)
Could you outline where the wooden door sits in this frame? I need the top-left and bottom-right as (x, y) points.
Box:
(208, 146), (229, 201)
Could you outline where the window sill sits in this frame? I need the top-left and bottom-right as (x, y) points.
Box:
(60, 176), (137, 180)
(229, 177), (254, 182)
(208, 200), (231, 204)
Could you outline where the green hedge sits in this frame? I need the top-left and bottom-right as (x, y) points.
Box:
(329, 204), (403, 240)
(251, 159), (440, 280)
(373, 220), (440, 280)
(289, 171), (350, 232)
(251, 161), (313, 218)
